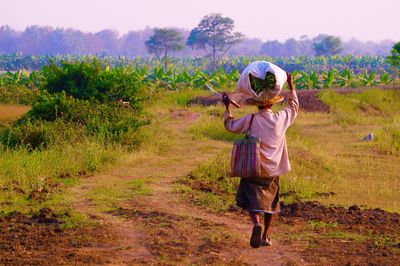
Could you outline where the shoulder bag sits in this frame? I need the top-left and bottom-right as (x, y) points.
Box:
(231, 114), (261, 178)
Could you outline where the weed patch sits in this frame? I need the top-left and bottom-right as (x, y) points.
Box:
(176, 154), (239, 212)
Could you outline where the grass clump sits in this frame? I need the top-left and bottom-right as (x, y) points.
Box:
(319, 88), (400, 127)
(0, 141), (121, 213)
(186, 106), (242, 142)
(319, 88), (400, 156)
(318, 90), (365, 126)
(86, 177), (154, 212)
(374, 117), (400, 156)
(176, 153), (239, 212)
(308, 220), (338, 230)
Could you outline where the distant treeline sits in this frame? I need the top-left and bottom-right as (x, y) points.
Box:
(0, 25), (395, 57)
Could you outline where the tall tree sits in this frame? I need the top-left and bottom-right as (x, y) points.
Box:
(312, 34), (343, 56)
(0, 25), (19, 53)
(260, 40), (284, 57)
(386, 41), (400, 79)
(95, 29), (120, 55)
(187, 13), (244, 71)
(145, 28), (184, 71)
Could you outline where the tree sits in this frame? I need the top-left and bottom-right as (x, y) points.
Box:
(312, 34), (343, 56)
(386, 41), (400, 79)
(228, 38), (263, 56)
(120, 30), (148, 57)
(0, 25), (19, 53)
(260, 40), (284, 57)
(187, 13), (244, 71)
(145, 28), (184, 71)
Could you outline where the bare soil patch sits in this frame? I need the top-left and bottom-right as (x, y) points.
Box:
(0, 208), (116, 266)
(110, 207), (247, 265)
(283, 91), (329, 112)
(277, 201), (400, 265)
(281, 201), (400, 235)
(169, 108), (200, 122)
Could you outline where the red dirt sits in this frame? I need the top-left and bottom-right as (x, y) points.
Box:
(169, 109), (200, 122)
(0, 209), (116, 265)
(280, 201), (400, 235)
(277, 201), (400, 265)
(2, 201), (398, 265)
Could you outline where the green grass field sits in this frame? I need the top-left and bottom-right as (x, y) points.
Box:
(179, 88), (400, 213)
(1, 87), (399, 218)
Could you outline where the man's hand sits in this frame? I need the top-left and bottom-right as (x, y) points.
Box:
(286, 72), (295, 91)
(222, 92), (231, 111)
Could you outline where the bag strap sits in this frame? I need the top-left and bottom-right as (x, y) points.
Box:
(245, 114), (255, 135)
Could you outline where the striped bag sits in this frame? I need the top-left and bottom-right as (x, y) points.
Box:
(231, 114), (261, 178)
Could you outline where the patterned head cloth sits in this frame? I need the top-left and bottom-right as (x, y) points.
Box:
(229, 61), (287, 106)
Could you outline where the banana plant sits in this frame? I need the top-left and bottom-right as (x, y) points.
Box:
(176, 70), (194, 87)
(337, 69), (354, 87)
(132, 65), (148, 83)
(309, 71), (321, 89)
(358, 70), (377, 86)
(210, 67), (231, 88)
(164, 69), (179, 90)
(322, 69), (337, 88)
(379, 70), (393, 85)
(192, 69), (209, 88)
(148, 66), (166, 85)
(291, 69), (299, 80)
(227, 69), (240, 87)
(295, 71), (310, 90)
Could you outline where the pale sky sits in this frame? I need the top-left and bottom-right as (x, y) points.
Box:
(1, 0), (399, 42)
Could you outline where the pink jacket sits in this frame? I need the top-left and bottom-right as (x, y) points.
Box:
(224, 90), (299, 177)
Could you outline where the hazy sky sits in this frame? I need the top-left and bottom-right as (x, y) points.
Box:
(1, 0), (399, 42)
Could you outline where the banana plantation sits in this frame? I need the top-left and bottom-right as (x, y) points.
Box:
(0, 54), (398, 91)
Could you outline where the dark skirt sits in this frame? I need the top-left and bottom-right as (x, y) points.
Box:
(236, 176), (280, 213)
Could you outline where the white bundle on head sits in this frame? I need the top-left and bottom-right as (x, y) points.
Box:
(230, 61), (287, 106)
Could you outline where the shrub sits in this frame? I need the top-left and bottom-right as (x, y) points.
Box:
(1, 92), (149, 150)
(41, 59), (144, 108)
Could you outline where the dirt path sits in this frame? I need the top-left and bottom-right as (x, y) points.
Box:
(68, 109), (307, 265)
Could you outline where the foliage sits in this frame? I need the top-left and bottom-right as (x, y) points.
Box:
(145, 28), (184, 71)
(0, 59), (150, 151)
(41, 59), (143, 108)
(386, 41), (400, 68)
(0, 85), (39, 105)
(386, 41), (400, 79)
(177, 154), (239, 212)
(313, 35), (343, 56)
(187, 13), (244, 70)
(1, 55), (398, 96)
(0, 92), (149, 150)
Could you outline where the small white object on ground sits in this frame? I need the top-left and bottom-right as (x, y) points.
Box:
(362, 132), (374, 141)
